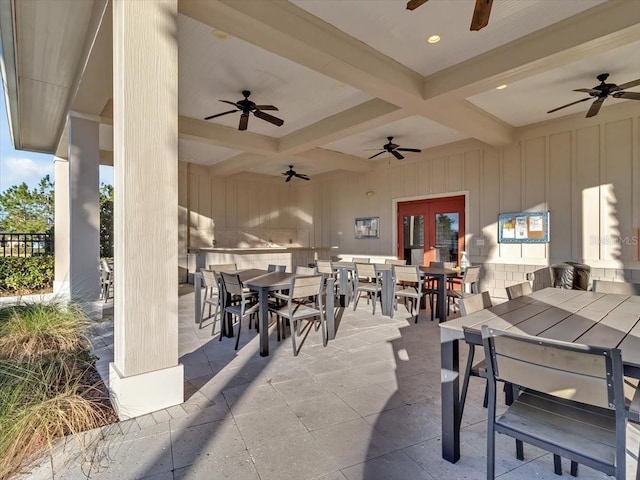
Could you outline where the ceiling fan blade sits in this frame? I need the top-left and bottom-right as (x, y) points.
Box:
(254, 105), (278, 111)
(616, 78), (640, 90)
(406, 0), (428, 11)
(546, 97), (592, 114)
(391, 150), (404, 160)
(219, 100), (239, 107)
(204, 109), (237, 120)
(573, 88), (599, 95)
(396, 148), (422, 153)
(253, 110), (284, 126)
(285, 175), (292, 182)
(613, 91), (640, 100)
(585, 97), (605, 118)
(295, 173), (310, 180)
(470, 0), (492, 31)
(368, 151), (385, 160)
(239, 112), (249, 131)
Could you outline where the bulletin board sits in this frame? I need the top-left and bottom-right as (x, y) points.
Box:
(498, 211), (549, 243)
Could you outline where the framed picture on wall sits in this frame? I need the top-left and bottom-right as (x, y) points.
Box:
(355, 217), (380, 239)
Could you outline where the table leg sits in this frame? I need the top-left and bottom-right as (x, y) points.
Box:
(258, 288), (270, 356)
(222, 292), (234, 338)
(194, 275), (202, 324)
(437, 274), (446, 321)
(441, 337), (461, 463)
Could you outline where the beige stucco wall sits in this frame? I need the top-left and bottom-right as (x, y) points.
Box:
(179, 102), (639, 294)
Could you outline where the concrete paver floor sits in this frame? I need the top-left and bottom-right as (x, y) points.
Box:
(17, 286), (639, 479)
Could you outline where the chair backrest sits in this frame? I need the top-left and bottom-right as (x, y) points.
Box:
(385, 258), (406, 265)
(462, 265), (481, 284)
(505, 281), (533, 300)
(200, 269), (217, 288)
(209, 263), (237, 273)
(101, 259), (112, 274)
(290, 274), (323, 300)
(459, 291), (492, 316)
(268, 264), (286, 273)
(295, 266), (316, 275)
(351, 257), (370, 264)
(355, 262), (376, 280)
(315, 260), (333, 275)
(531, 267), (553, 291)
(392, 264), (420, 284)
(220, 272), (243, 296)
(592, 279), (640, 295)
(481, 325), (623, 410)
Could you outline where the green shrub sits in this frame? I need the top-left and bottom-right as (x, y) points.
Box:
(0, 257), (54, 294)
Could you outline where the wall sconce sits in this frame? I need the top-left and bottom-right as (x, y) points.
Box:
(366, 190), (375, 197)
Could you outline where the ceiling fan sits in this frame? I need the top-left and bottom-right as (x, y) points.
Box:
(204, 90), (284, 131)
(547, 73), (640, 118)
(368, 137), (422, 160)
(407, 0), (493, 31)
(282, 165), (310, 182)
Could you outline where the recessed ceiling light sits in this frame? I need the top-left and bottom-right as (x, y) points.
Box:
(427, 35), (441, 44)
(211, 29), (230, 40)
(496, 84), (508, 90)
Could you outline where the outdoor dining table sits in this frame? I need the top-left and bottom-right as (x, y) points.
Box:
(438, 287), (640, 463)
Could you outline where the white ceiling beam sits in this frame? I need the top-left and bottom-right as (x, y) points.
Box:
(178, 115), (277, 154)
(208, 152), (268, 176)
(423, 1), (640, 100)
(278, 99), (409, 155)
(296, 148), (371, 173)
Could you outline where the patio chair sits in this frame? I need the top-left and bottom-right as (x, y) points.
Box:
(295, 265), (316, 275)
(482, 326), (625, 479)
(505, 281), (533, 300)
(384, 258), (406, 265)
(352, 262), (382, 314)
(199, 269), (221, 331)
(592, 279), (640, 295)
(100, 259), (114, 302)
(268, 264), (286, 272)
(531, 266), (554, 291)
(219, 272), (260, 350)
(268, 274), (326, 356)
(446, 265), (481, 314)
(391, 264), (436, 322)
(208, 263), (237, 273)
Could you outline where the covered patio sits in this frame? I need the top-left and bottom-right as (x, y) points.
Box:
(20, 292), (640, 479)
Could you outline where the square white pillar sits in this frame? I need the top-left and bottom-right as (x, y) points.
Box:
(53, 157), (70, 297)
(110, 0), (182, 418)
(68, 115), (101, 304)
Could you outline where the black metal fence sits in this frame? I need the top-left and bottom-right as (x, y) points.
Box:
(0, 233), (54, 257)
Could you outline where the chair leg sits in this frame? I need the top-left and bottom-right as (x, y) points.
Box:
(458, 344), (475, 428)
(234, 316), (242, 350)
(290, 319), (298, 356)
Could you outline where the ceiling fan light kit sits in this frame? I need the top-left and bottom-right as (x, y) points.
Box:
(204, 90), (284, 131)
(547, 73), (640, 119)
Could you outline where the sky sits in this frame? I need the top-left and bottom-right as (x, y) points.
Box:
(0, 91), (113, 192)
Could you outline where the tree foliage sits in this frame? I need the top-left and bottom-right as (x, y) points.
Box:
(0, 176), (54, 233)
(100, 183), (114, 258)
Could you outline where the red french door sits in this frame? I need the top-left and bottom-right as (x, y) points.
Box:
(397, 196), (465, 266)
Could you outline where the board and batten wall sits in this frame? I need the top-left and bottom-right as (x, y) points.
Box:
(179, 102), (639, 297)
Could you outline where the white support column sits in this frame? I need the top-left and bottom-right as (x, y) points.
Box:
(53, 157), (70, 297)
(68, 116), (101, 306)
(109, 0), (182, 419)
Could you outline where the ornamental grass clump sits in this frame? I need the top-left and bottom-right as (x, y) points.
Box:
(0, 301), (89, 360)
(0, 301), (114, 480)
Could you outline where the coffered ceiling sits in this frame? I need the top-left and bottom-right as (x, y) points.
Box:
(2, 0), (639, 179)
